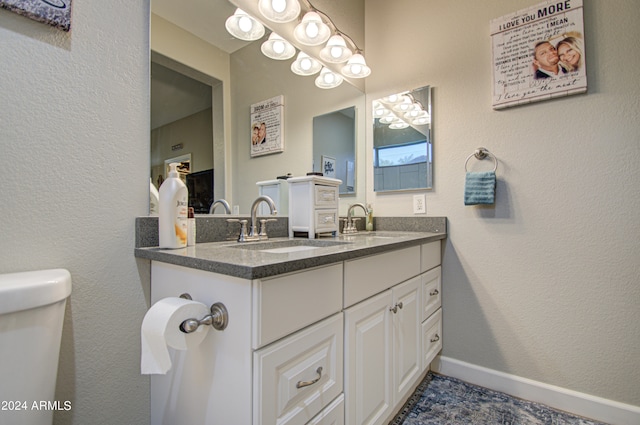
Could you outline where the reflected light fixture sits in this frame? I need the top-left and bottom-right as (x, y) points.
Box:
(379, 115), (399, 124)
(225, 8), (265, 41)
(261, 32), (296, 60)
(291, 51), (322, 76)
(378, 91), (430, 129)
(294, 11), (331, 46)
(315, 67), (343, 89)
(258, 0), (301, 23)
(389, 121), (409, 129)
(341, 53), (371, 78)
(225, 0), (371, 89)
(319, 34), (353, 63)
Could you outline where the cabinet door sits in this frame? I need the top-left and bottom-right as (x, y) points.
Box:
(391, 276), (422, 405)
(345, 290), (393, 425)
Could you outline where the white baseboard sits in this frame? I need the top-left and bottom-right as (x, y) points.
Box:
(432, 356), (640, 425)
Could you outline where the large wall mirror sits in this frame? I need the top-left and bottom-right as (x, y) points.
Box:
(372, 86), (433, 192)
(150, 0), (365, 215)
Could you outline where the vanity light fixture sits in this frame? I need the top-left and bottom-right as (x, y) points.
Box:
(291, 51), (322, 75)
(225, 8), (265, 41)
(258, 0), (301, 23)
(382, 94), (402, 104)
(341, 52), (371, 78)
(319, 34), (353, 63)
(315, 66), (343, 89)
(411, 115), (431, 126)
(389, 121), (410, 129)
(226, 0), (370, 88)
(261, 32), (296, 60)
(379, 115), (399, 124)
(293, 11), (331, 46)
(377, 91), (430, 129)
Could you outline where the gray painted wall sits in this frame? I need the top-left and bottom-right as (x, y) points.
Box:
(366, 0), (640, 407)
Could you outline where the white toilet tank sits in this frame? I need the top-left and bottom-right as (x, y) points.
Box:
(0, 269), (72, 425)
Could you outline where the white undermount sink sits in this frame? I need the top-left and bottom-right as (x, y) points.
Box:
(228, 239), (351, 253)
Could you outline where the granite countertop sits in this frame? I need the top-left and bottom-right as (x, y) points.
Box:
(135, 231), (446, 280)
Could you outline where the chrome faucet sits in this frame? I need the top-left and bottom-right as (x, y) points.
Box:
(209, 199), (231, 214)
(248, 195), (277, 241)
(344, 203), (369, 234)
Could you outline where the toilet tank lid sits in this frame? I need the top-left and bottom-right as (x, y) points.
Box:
(0, 269), (72, 315)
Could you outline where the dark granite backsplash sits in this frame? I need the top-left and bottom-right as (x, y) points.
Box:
(135, 216), (446, 248)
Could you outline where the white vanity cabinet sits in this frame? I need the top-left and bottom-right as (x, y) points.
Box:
(148, 238), (442, 425)
(288, 176), (341, 238)
(343, 242), (442, 425)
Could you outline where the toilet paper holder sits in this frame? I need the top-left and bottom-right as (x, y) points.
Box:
(178, 294), (229, 333)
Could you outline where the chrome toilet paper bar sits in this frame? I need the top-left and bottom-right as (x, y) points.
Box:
(178, 293), (229, 333)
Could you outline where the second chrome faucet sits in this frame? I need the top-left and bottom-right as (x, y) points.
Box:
(228, 195), (278, 242)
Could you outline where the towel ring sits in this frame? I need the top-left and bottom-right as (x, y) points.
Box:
(465, 147), (497, 172)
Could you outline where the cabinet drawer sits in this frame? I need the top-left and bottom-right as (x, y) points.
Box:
(253, 314), (344, 425)
(315, 185), (338, 207)
(307, 394), (344, 425)
(421, 241), (441, 272)
(421, 308), (442, 371)
(315, 209), (338, 232)
(421, 267), (441, 322)
(344, 246), (421, 308)
(253, 264), (343, 349)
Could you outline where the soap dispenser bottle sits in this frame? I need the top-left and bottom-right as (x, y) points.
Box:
(159, 162), (188, 248)
(366, 203), (374, 231)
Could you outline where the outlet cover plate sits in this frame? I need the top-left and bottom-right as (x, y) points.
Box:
(413, 194), (426, 214)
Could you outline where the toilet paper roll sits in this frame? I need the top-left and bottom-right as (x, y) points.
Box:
(141, 297), (210, 374)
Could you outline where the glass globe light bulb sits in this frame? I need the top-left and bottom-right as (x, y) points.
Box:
(273, 40), (285, 54)
(306, 22), (319, 38)
(238, 16), (253, 32)
(330, 46), (343, 59)
(324, 72), (336, 84)
(300, 58), (312, 71)
(272, 0), (286, 13)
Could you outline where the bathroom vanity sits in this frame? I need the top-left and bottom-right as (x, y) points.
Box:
(136, 230), (444, 425)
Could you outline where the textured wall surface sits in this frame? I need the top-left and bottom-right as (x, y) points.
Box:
(0, 2), (151, 424)
(365, 0), (640, 407)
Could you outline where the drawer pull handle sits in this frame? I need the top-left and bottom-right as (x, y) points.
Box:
(296, 366), (323, 389)
(430, 289), (439, 296)
(389, 302), (403, 314)
(430, 333), (440, 343)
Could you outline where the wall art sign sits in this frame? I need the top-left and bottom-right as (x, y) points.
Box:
(491, 0), (586, 109)
(250, 95), (284, 158)
(0, 0), (72, 31)
(321, 155), (336, 178)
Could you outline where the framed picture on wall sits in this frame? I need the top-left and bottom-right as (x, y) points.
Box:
(321, 155), (336, 178)
(250, 95), (284, 157)
(0, 0), (72, 31)
(490, 0), (587, 109)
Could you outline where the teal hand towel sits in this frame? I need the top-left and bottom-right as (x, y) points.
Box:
(465, 171), (496, 205)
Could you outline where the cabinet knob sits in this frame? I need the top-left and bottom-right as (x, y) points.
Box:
(429, 289), (439, 296)
(430, 333), (440, 343)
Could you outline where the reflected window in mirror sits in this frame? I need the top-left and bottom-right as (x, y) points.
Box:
(313, 106), (356, 195)
(373, 86), (432, 192)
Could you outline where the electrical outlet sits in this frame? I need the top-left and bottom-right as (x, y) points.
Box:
(413, 194), (426, 214)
